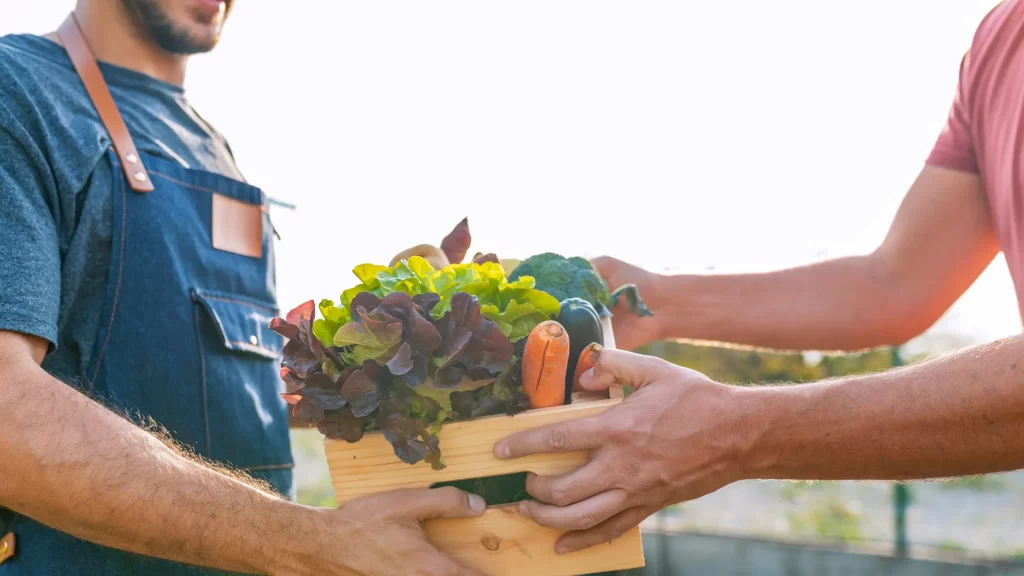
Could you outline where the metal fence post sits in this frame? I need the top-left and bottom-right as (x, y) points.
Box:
(891, 346), (909, 558)
(894, 483), (909, 557)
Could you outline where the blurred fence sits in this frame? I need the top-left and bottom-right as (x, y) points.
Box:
(607, 531), (1024, 576)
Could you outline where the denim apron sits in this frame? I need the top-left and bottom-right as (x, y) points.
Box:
(0, 15), (294, 575)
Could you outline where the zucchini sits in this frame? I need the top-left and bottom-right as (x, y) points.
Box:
(556, 298), (604, 403)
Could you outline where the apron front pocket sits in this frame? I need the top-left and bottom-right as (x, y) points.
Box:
(192, 288), (283, 359)
(191, 288), (294, 496)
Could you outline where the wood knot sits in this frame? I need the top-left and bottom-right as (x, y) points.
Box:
(480, 534), (501, 551)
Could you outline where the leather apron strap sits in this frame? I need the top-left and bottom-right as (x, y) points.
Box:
(57, 14), (154, 193)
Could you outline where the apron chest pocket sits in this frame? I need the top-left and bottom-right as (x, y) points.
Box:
(192, 288), (283, 359)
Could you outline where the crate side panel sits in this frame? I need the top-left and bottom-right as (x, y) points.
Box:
(425, 506), (645, 576)
(327, 398), (621, 503)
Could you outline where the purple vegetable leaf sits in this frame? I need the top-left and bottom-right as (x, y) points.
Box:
(293, 397), (325, 425)
(280, 392), (304, 405)
(377, 293), (442, 354)
(386, 342), (415, 375)
(317, 407), (365, 442)
(440, 217), (472, 264)
(281, 339), (320, 379)
(350, 292), (383, 315)
(400, 352), (429, 388)
(341, 366), (388, 417)
(269, 317), (299, 340)
(412, 293), (441, 317)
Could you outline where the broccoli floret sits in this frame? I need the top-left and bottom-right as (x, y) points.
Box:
(508, 253), (653, 318)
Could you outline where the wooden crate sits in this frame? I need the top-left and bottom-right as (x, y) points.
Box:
(324, 318), (645, 575)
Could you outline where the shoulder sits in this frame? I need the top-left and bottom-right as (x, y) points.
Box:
(0, 34), (110, 195)
(964, 1), (1024, 68)
(0, 33), (59, 67)
(976, 0), (1022, 36)
(0, 34), (79, 102)
(940, 0), (1024, 121)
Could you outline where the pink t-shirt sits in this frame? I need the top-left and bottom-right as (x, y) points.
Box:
(927, 0), (1024, 316)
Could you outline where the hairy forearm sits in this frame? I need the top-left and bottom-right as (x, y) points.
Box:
(0, 361), (326, 574)
(654, 254), (929, 351)
(739, 335), (1024, 481)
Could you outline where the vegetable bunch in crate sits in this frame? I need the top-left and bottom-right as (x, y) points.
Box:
(270, 218), (652, 472)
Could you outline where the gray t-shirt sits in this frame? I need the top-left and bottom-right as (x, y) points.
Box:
(0, 34), (244, 382)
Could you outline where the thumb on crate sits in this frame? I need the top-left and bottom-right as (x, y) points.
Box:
(406, 487), (487, 521)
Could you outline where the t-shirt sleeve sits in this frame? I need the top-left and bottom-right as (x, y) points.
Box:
(0, 104), (61, 348)
(926, 51), (978, 174)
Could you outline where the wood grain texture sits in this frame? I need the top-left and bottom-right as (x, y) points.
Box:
(323, 319), (644, 575)
(326, 398), (622, 502)
(425, 505), (644, 576)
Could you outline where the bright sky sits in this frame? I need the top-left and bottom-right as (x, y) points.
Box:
(3, 0), (1019, 349)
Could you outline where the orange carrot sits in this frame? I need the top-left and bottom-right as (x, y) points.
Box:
(572, 342), (603, 392)
(522, 320), (571, 409)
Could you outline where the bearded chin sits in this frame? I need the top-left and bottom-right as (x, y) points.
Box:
(119, 0), (222, 55)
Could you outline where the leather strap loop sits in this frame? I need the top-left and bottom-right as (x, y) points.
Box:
(57, 14), (154, 193)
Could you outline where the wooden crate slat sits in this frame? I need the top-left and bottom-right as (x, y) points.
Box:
(326, 398), (619, 500)
(426, 505), (645, 576)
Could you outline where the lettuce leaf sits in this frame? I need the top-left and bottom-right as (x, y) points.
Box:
(312, 299), (350, 349)
(312, 258), (559, 348)
(481, 299), (554, 342)
(270, 258), (550, 469)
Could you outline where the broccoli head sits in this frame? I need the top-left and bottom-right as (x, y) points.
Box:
(508, 253), (653, 318)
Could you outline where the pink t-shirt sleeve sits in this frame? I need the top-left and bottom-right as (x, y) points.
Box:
(926, 53), (979, 174)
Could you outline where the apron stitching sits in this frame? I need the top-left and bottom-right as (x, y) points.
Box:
(148, 170), (220, 195)
(197, 293), (277, 314)
(193, 306), (213, 456)
(148, 170), (264, 206)
(227, 341), (279, 356)
(90, 166), (127, 385)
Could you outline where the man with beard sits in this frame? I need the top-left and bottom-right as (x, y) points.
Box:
(0, 2), (483, 575)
